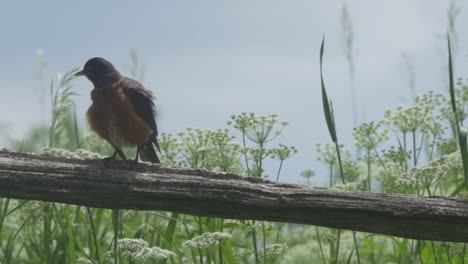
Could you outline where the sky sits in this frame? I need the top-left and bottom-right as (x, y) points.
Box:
(0, 1), (467, 184)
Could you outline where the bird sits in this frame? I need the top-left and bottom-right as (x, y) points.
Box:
(75, 57), (160, 164)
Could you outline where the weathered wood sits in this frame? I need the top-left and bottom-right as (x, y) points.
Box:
(0, 150), (467, 242)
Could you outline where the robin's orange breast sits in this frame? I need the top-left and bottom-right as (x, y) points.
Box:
(87, 84), (153, 147)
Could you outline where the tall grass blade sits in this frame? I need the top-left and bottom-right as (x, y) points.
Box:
(112, 209), (119, 264)
(222, 241), (239, 264)
(460, 129), (468, 187)
(87, 207), (101, 264)
(43, 204), (52, 263)
(319, 36), (361, 264)
(159, 213), (179, 264)
(320, 36), (337, 143)
(0, 198), (10, 236)
(447, 34), (468, 188)
(65, 205), (77, 264)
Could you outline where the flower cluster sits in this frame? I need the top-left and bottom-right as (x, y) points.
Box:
(394, 170), (418, 188)
(234, 249), (254, 263)
(234, 244), (288, 264)
(182, 232), (231, 249)
(228, 113), (288, 145)
(259, 243), (288, 263)
(436, 138), (458, 155)
(41, 147), (103, 159)
(377, 162), (405, 193)
(41, 147), (81, 159)
(381, 146), (409, 167)
(177, 128), (241, 172)
(315, 143), (351, 166)
(395, 158), (449, 193)
(384, 103), (432, 133)
(117, 238), (175, 263)
(353, 121), (388, 150)
(333, 181), (364, 192)
(244, 147), (271, 176)
(81, 132), (114, 154)
(443, 151), (462, 171)
(158, 132), (183, 164)
(270, 144), (298, 161)
(74, 148), (103, 159)
(300, 169), (315, 184)
(342, 160), (360, 182)
(211, 129), (243, 172)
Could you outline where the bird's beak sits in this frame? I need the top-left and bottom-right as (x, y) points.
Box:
(74, 70), (85, 77)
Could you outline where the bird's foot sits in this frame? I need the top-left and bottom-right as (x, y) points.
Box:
(126, 159), (139, 170)
(103, 156), (117, 168)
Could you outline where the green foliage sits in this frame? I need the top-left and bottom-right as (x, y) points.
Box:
(49, 68), (80, 148)
(2, 33), (468, 264)
(448, 35), (468, 189)
(1, 105), (299, 263)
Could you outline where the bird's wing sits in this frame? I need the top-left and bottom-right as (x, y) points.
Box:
(120, 77), (159, 149)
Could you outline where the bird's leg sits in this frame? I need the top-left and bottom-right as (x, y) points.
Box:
(103, 149), (117, 162)
(104, 147), (126, 160)
(103, 150), (116, 167)
(103, 145), (127, 167)
(114, 147), (127, 160)
(134, 145), (140, 163)
(127, 145), (140, 170)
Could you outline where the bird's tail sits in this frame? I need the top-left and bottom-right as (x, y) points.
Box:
(139, 140), (161, 164)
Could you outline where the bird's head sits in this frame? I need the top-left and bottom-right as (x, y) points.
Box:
(75, 57), (121, 86)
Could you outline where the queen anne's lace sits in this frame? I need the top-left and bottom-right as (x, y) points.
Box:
(182, 232), (231, 249)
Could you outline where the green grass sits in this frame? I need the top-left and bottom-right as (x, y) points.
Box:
(1, 37), (468, 264)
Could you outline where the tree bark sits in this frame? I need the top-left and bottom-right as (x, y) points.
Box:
(0, 150), (467, 242)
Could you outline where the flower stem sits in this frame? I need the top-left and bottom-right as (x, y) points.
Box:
(242, 131), (251, 176)
(315, 227), (326, 264)
(251, 221), (259, 264)
(275, 160), (284, 182)
(86, 207), (101, 264)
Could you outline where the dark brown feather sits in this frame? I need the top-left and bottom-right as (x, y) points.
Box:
(118, 77), (160, 150)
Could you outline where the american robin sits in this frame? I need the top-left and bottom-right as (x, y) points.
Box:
(75, 57), (161, 164)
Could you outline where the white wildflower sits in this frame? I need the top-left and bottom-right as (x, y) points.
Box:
(41, 147), (81, 159)
(333, 181), (363, 191)
(449, 243), (464, 256)
(259, 243), (288, 263)
(353, 121), (388, 150)
(132, 247), (176, 263)
(315, 143), (351, 165)
(74, 148), (103, 159)
(395, 158), (448, 190)
(182, 232), (231, 249)
(118, 238), (175, 263)
(444, 151), (462, 170)
(384, 104), (432, 133)
(234, 249), (254, 262)
(270, 144), (298, 161)
(395, 170), (418, 187)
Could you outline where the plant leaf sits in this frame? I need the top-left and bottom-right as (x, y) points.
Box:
(447, 34), (468, 187)
(320, 36), (337, 143)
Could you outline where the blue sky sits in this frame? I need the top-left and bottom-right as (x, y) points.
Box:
(0, 1), (467, 184)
